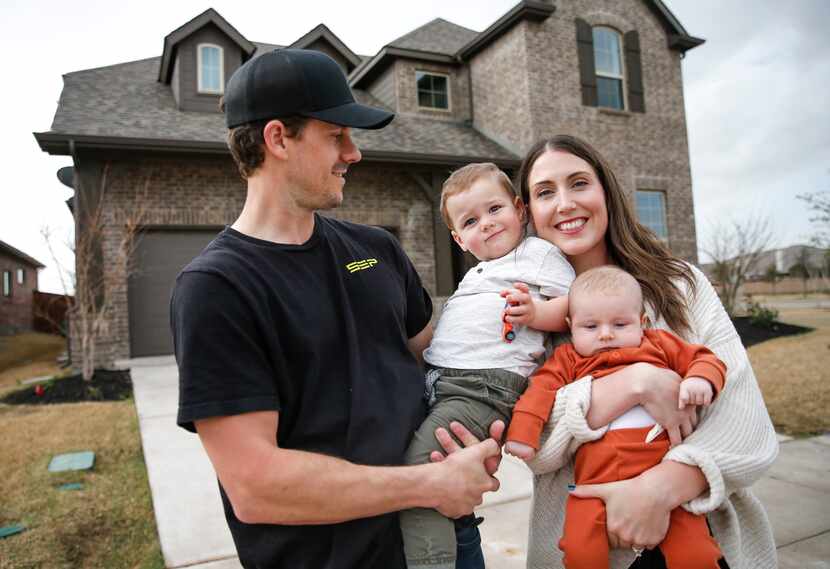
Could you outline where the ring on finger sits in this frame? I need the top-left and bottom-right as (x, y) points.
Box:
(632, 546), (644, 557)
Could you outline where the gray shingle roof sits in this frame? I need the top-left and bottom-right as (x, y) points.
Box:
(388, 18), (479, 55)
(45, 56), (516, 164)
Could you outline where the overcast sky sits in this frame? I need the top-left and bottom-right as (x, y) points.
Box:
(3, 0), (828, 294)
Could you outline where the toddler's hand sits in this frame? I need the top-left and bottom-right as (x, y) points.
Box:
(504, 440), (537, 461)
(500, 282), (535, 326)
(678, 377), (713, 409)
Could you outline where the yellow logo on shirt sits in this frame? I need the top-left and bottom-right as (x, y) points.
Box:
(346, 258), (379, 273)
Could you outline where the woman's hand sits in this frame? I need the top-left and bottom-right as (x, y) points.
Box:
(570, 472), (673, 550)
(430, 420), (505, 477)
(634, 364), (698, 446)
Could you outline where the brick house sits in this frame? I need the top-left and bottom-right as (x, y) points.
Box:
(35, 0), (703, 365)
(0, 240), (45, 335)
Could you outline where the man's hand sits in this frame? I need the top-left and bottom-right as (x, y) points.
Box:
(428, 437), (502, 518)
(678, 377), (713, 409)
(430, 420), (505, 477)
(501, 282), (536, 326)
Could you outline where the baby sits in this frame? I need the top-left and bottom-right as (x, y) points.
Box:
(399, 162), (575, 569)
(506, 265), (726, 569)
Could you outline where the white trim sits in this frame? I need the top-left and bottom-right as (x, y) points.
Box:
(415, 70), (452, 112)
(592, 26), (626, 110)
(197, 43), (224, 95)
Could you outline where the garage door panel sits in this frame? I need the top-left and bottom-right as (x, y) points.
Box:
(128, 229), (220, 357)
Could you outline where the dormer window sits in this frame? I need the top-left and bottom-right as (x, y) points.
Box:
(416, 71), (450, 111)
(592, 27), (625, 110)
(197, 44), (224, 94)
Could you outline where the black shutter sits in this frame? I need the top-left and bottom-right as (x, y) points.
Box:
(624, 30), (645, 113)
(576, 18), (597, 107)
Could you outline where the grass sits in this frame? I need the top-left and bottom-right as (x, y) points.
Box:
(748, 306), (830, 436)
(0, 333), (66, 391)
(0, 400), (164, 569)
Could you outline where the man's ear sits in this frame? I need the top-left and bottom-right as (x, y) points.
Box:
(262, 120), (289, 159)
(451, 230), (468, 252)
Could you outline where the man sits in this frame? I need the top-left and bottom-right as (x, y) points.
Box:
(171, 48), (501, 569)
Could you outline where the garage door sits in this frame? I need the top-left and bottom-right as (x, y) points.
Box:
(128, 229), (220, 357)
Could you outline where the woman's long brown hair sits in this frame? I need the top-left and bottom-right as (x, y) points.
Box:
(517, 135), (697, 335)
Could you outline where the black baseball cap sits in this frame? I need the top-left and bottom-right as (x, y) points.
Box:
(223, 48), (394, 130)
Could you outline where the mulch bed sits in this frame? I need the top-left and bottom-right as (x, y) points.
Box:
(0, 369), (132, 405)
(732, 316), (812, 348)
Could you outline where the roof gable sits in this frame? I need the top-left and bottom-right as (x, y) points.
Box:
(289, 24), (362, 72)
(0, 240), (45, 268)
(389, 18), (478, 55)
(158, 8), (256, 84)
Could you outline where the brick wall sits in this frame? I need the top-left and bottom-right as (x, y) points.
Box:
(73, 155), (436, 366)
(0, 252), (38, 335)
(468, 0), (699, 262)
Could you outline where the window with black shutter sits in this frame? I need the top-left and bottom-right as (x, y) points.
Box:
(576, 19), (646, 113)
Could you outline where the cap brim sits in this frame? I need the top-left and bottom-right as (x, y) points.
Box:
(304, 102), (394, 130)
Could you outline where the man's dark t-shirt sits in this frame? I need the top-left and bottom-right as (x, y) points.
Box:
(171, 215), (432, 569)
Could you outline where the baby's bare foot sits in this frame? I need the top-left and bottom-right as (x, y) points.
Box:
(505, 441), (536, 461)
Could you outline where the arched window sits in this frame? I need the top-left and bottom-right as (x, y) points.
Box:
(197, 44), (224, 94)
(592, 27), (624, 110)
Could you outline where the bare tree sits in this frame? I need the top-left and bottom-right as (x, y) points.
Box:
(703, 216), (775, 316)
(797, 191), (830, 247)
(42, 164), (149, 381)
(762, 263), (782, 295)
(788, 247), (816, 297)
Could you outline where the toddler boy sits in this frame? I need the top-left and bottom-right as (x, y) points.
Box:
(400, 163), (575, 569)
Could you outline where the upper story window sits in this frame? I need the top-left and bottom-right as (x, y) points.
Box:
(592, 27), (625, 110)
(16, 268), (24, 285)
(636, 190), (668, 240)
(576, 19), (645, 113)
(2, 271), (11, 297)
(416, 71), (450, 111)
(198, 44), (224, 94)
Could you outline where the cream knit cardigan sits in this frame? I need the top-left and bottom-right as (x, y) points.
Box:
(524, 265), (779, 569)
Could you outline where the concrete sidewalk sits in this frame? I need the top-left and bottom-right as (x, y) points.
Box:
(129, 356), (829, 568)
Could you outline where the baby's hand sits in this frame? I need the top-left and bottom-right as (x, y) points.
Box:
(504, 440), (537, 461)
(500, 282), (535, 326)
(678, 376), (713, 409)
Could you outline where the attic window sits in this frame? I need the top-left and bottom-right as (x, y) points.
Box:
(416, 71), (450, 110)
(16, 268), (25, 285)
(2, 271), (10, 297)
(198, 44), (224, 94)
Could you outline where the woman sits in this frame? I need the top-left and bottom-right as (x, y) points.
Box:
(514, 135), (778, 569)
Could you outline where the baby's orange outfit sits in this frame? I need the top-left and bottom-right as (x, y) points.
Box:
(507, 329), (726, 569)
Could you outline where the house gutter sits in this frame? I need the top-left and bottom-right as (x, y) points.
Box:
(34, 132), (519, 169)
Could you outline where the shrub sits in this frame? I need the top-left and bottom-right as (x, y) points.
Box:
(745, 298), (779, 329)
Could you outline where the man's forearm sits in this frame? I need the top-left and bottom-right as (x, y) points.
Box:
(231, 447), (441, 525)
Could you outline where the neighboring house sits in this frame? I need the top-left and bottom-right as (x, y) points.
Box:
(35, 0), (703, 365)
(700, 245), (830, 282)
(0, 240), (45, 335)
